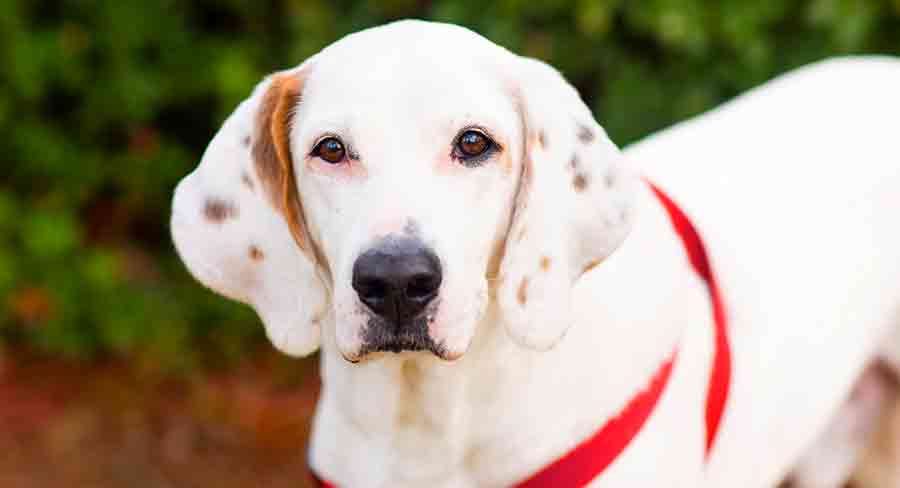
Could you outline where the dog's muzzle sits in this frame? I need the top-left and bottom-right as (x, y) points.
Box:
(351, 236), (443, 356)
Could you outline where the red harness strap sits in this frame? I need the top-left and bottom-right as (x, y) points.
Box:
(310, 182), (731, 487)
(646, 182), (731, 456)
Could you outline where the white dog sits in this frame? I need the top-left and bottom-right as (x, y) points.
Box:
(170, 20), (900, 487)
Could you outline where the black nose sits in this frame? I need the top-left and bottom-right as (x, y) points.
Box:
(352, 238), (442, 323)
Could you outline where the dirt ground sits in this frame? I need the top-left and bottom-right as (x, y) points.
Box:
(0, 351), (321, 488)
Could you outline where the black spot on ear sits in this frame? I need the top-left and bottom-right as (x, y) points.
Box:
(204, 198), (238, 223)
(249, 245), (264, 261)
(241, 172), (255, 191)
(576, 123), (595, 144)
(573, 172), (589, 192)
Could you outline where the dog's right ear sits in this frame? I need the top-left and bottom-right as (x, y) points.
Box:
(495, 56), (637, 351)
(171, 63), (328, 357)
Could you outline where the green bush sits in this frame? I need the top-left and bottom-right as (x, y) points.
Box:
(2, 0), (898, 369)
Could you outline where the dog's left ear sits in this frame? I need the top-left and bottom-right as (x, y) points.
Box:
(497, 56), (637, 351)
(170, 64), (329, 357)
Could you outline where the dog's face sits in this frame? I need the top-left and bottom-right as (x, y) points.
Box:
(171, 21), (636, 363)
(297, 29), (520, 361)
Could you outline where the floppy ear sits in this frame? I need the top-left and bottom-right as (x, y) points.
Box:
(170, 64), (328, 356)
(497, 57), (637, 351)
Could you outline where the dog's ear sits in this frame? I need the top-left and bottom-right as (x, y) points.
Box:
(171, 64), (328, 356)
(497, 57), (637, 351)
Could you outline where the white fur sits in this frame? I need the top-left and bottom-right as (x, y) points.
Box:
(171, 20), (900, 488)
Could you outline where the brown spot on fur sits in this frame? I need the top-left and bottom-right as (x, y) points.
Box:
(517, 277), (529, 305)
(573, 172), (589, 192)
(540, 256), (551, 271)
(204, 198), (237, 223)
(777, 477), (796, 488)
(576, 123), (595, 144)
(538, 130), (547, 148)
(241, 172), (254, 191)
(604, 170), (616, 188)
(248, 245), (264, 261)
(583, 259), (602, 274)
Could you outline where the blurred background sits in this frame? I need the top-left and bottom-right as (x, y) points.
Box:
(1, 1), (899, 486)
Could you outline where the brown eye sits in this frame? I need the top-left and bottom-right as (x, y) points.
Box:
(314, 137), (346, 164)
(457, 130), (490, 157)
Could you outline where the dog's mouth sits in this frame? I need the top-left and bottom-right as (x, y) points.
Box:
(347, 316), (449, 362)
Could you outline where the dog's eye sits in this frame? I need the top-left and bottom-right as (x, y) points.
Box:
(457, 130), (490, 157)
(313, 137), (346, 164)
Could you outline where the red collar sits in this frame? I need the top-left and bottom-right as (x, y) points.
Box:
(311, 181), (731, 487)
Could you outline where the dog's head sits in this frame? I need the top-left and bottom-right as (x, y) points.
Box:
(171, 20), (636, 362)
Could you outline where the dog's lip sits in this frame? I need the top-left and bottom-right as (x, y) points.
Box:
(340, 351), (363, 363)
(342, 336), (463, 364)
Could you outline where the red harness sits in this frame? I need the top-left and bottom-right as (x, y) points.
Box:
(311, 182), (731, 487)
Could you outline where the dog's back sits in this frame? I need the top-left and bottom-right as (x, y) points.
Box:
(624, 56), (900, 486)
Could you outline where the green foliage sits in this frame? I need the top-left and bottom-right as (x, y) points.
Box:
(2, 0), (898, 369)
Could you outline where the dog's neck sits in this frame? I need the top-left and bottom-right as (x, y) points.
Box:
(309, 181), (713, 487)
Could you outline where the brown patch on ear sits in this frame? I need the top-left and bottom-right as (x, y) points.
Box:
(540, 256), (551, 271)
(573, 172), (589, 192)
(252, 71), (314, 256)
(576, 123), (595, 144)
(248, 245), (264, 261)
(517, 277), (529, 305)
(204, 198), (237, 223)
(582, 259), (602, 275)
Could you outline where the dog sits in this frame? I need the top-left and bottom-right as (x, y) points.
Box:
(170, 20), (900, 487)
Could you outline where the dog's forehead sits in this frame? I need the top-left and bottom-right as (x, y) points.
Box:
(303, 21), (513, 119)
(317, 20), (507, 71)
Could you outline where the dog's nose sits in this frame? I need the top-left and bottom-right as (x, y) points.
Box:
(352, 239), (442, 323)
